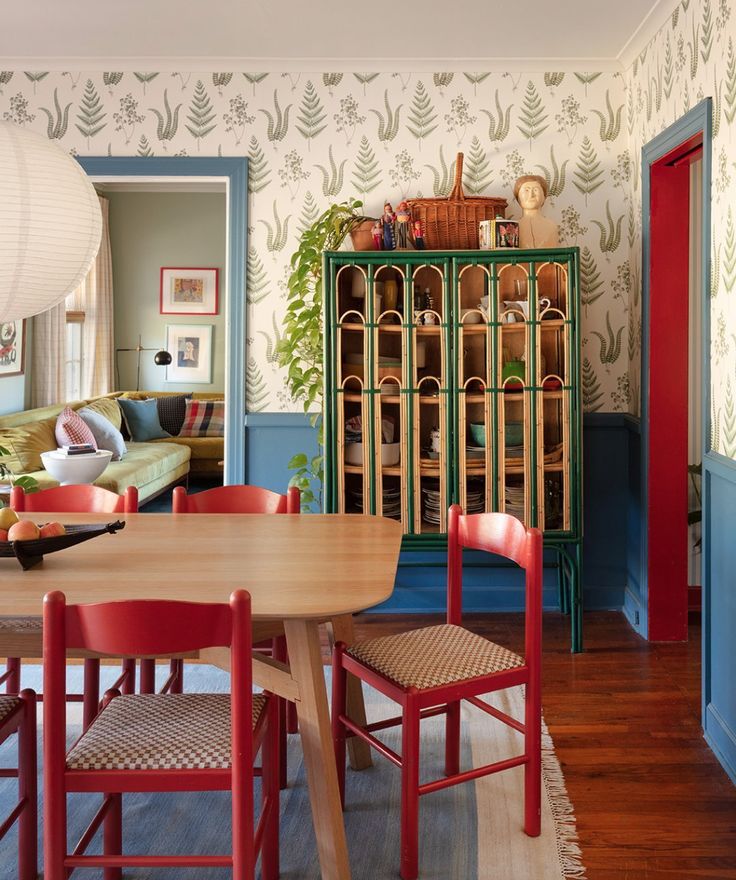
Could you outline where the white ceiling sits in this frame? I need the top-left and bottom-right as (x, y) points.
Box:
(0, 0), (667, 69)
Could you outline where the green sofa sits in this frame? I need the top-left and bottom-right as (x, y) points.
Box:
(0, 391), (223, 505)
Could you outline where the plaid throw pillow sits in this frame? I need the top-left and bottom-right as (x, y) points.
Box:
(178, 400), (225, 437)
(55, 406), (97, 449)
(156, 394), (191, 436)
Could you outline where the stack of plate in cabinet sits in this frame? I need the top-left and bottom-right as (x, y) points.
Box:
(351, 486), (401, 517)
(464, 481), (485, 513)
(421, 483), (443, 524)
(505, 484), (525, 520)
(465, 445), (485, 460)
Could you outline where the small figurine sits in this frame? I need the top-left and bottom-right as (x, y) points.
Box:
(412, 218), (425, 250)
(513, 175), (559, 249)
(395, 200), (412, 249)
(372, 219), (384, 250)
(381, 202), (396, 251)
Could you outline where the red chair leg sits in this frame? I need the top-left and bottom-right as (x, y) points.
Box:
(400, 693), (420, 880)
(278, 695), (288, 790)
(444, 700), (461, 777)
(120, 658), (136, 695)
(139, 659), (156, 694)
(261, 696), (280, 880)
(5, 657), (20, 694)
(524, 678), (542, 837)
(82, 659), (100, 730)
(272, 635), (289, 789)
(169, 659), (184, 694)
(18, 689), (37, 880)
(103, 793), (123, 880)
(331, 643), (347, 807)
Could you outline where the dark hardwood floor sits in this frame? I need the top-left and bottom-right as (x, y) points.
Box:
(350, 611), (736, 880)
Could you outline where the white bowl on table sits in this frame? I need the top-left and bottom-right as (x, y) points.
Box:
(40, 449), (113, 486)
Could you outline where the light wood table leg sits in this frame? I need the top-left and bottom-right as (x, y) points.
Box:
(329, 614), (372, 771)
(284, 618), (351, 880)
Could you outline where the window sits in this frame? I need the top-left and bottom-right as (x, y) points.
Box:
(65, 310), (84, 400)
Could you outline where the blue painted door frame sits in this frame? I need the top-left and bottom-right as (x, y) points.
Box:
(77, 157), (248, 486)
(636, 99), (712, 640)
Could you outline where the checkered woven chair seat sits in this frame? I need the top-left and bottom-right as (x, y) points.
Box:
(0, 616), (41, 632)
(0, 695), (20, 725)
(66, 692), (267, 771)
(347, 624), (524, 691)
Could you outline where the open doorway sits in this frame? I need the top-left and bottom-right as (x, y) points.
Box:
(76, 157), (248, 487)
(639, 101), (711, 643)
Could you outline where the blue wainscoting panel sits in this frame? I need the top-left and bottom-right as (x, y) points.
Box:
(244, 413), (319, 495)
(582, 413), (629, 609)
(624, 416), (645, 636)
(245, 411), (630, 613)
(702, 451), (736, 785)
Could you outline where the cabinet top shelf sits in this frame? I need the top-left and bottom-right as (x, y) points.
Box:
(325, 246), (580, 261)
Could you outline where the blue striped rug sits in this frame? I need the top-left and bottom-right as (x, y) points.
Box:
(0, 664), (586, 879)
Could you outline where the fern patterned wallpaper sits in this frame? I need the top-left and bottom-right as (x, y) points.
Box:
(626, 0), (736, 460)
(1, 68), (630, 413)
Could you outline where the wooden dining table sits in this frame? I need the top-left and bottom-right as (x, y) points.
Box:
(0, 511), (404, 880)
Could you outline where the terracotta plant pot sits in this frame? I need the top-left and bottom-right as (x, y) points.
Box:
(350, 219), (377, 251)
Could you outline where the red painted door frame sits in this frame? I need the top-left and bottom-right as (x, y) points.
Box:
(647, 133), (702, 641)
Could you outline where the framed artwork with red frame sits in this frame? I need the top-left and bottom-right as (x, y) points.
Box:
(160, 267), (219, 315)
(0, 320), (26, 377)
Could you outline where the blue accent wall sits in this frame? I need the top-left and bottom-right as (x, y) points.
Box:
(702, 452), (736, 785)
(245, 411), (629, 613)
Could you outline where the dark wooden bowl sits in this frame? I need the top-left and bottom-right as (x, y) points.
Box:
(0, 521), (126, 570)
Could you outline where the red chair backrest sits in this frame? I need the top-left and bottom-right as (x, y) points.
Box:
(42, 589), (255, 772)
(172, 484), (300, 514)
(447, 504), (543, 663)
(10, 484), (138, 514)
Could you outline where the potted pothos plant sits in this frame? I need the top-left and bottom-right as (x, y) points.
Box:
(276, 199), (368, 510)
(0, 445), (38, 507)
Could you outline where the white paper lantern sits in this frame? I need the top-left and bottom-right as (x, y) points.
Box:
(0, 121), (102, 323)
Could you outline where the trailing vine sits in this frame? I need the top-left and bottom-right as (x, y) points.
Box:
(276, 199), (367, 508)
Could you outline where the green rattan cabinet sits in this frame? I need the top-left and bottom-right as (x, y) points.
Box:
(323, 247), (583, 650)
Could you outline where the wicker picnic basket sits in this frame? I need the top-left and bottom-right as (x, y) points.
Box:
(408, 152), (508, 250)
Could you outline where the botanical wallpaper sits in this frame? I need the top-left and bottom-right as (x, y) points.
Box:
(0, 68), (630, 413)
(626, 0), (736, 459)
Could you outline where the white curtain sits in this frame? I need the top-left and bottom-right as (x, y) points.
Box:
(30, 302), (67, 407)
(31, 194), (114, 407)
(76, 195), (114, 398)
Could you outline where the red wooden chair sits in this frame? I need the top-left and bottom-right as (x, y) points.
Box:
(172, 484), (300, 514)
(332, 505), (543, 880)
(10, 484), (138, 514)
(0, 690), (37, 880)
(43, 589), (280, 880)
(4, 484), (140, 729)
(173, 483), (300, 788)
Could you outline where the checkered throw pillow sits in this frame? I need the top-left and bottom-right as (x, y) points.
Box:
(178, 400), (225, 437)
(55, 406), (97, 449)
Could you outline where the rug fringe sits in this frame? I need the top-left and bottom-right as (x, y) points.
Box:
(541, 723), (588, 880)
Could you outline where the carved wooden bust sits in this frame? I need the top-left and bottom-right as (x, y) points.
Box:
(514, 175), (559, 249)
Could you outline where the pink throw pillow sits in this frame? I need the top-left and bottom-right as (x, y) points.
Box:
(55, 406), (98, 449)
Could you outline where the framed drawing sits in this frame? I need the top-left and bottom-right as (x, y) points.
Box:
(165, 324), (213, 384)
(160, 267), (219, 315)
(0, 320), (26, 377)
